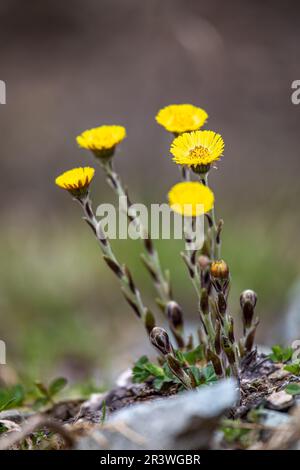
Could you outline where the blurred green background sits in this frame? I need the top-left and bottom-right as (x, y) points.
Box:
(0, 0), (300, 387)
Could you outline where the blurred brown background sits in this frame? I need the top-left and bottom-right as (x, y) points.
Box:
(0, 0), (300, 386)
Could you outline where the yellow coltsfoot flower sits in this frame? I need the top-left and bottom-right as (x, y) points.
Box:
(77, 125), (126, 159)
(55, 167), (95, 197)
(155, 104), (208, 134)
(170, 130), (224, 174)
(168, 181), (214, 217)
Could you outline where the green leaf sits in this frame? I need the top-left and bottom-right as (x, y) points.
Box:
(132, 355), (178, 389)
(202, 364), (218, 383)
(221, 420), (251, 447)
(284, 361), (300, 376)
(32, 396), (49, 410)
(0, 422), (8, 434)
(132, 356), (153, 383)
(49, 377), (68, 397)
(0, 397), (16, 412)
(162, 362), (177, 380)
(0, 384), (25, 411)
(285, 383), (300, 395)
(269, 345), (293, 363)
(35, 381), (49, 397)
(175, 350), (185, 364)
(188, 364), (217, 387)
(144, 363), (164, 378)
(182, 345), (205, 365)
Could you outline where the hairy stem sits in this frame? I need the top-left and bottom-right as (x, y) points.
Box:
(99, 159), (185, 346)
(201, 173), (218, 260)
(76, 193), (153, 332)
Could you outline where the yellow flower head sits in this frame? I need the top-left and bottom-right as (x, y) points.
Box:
(168, 181), (214, 217)
(55, 167), (95, 196)
(170, 130), (224, 172)
(77, 125), (126, 158)
(156, 104), (208, 134)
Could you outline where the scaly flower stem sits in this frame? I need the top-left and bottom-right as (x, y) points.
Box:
(182, 218), (215, 349)
(99, 159), (185, 347)
(181, 166), (190, 181)
(201, 173), (218, 260)
(76, 193), (154, 333)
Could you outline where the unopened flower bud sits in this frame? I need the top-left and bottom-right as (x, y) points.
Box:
(240, 289), (257, 330)
(166, 301), (183, 332)
(240, 289), (257, 309)
(150, 327), (173, 355)
(210, 260), (229, 280)
(198, 255), (210, 271)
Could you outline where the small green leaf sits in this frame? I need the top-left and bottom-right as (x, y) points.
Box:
(175, 350), (185, 364)
(132, 355), (179, 389)
(0, 397), (16, 412)
(269, 345), (293, 363)
(32, 396), (49, 410)
(188, 364), (217, 387)
(221, 420), (251, 447)
(145, 364), (164, 378)
(285, 383), (300, 395)
(132, 356), (153, 383)
(0, 423), (8, 434)
(202, 364), (218, 384)
(183, 345), (205, 365)
(0, 384), (25, 411)
(153, 376), (167, 390)
(35, 381), (49, 397)
(49, 377), (68, 397)
(284, 361), (300, 376)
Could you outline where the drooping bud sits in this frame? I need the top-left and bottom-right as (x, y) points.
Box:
(210, 260), (229, 280)
(166, 301), (183, 332)
(240, 290), (257, 331)
(150, 327), (173, 355)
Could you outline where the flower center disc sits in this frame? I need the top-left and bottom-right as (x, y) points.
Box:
(189, 146), (210, 160)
